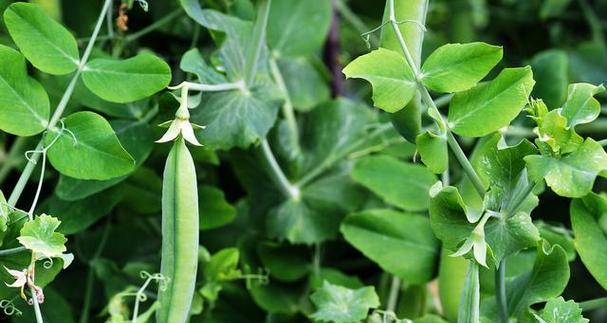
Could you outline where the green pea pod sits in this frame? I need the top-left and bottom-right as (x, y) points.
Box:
(380, 0), (428, 142)
(438, 247), (469, 322)
(157, 136), (199, 323)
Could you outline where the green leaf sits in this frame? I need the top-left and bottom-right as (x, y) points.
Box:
(416, 131), (448, 174)
(421, 42), (502, 93)
(570, 194), (607, 289)
(448, 67), (535, 137)
(267, 0), (332, 57)
(276, 57), (330, 111)
(507, 242), (569, 319)
(536, 109), (583, 155)
(48, 186), (124, 234)
(340, 209), (439, 284)
(55, 119), (154, 201)
(257, 242), (309, 282)
(484, 211), (540, 265)
(82, 53), (172, 103)
(190, 78), (281, 149)
(536, 221), (576, 261)
(352, 155), (437, 211)
(310, 281), (380, 323)
(343, 48), (416, 113)
(204, 248), (241, 282)
(534, 297), (588, 323)
(45, 111), (135, 180)
(4, 2), (79, 75)
(17, 214), (67, 258)
(525, 138), (607, 198)
(310, 268), (364, 290)
(249, 280), (304, 315)
(199, 185), (236, 231)
(530, 50), (569, 108)
(0, 45), (49, 136)
(560, 83), (606, 128)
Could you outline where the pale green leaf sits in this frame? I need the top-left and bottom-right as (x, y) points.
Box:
(421, 42), (502, 93)
(0, 45), (49, 136)
(525, 138), (607, 198)
(343, 48), (416, 113)
(560, 83), (606, 128)
(4, 2), (79, 74)
(82, 53), (171, 103)
(416, 131), (448, 174)
(267, 0), (332, 57)
(448, 67), (535, 137)
(570, 194), (607, 289)
(534, 297), (588, 323)
(340, 209), (440, 284)
(45, 111), (135, 180)
(536, 109), (583, 155)
(310, 281), (380, 323)
(352, 155), (437, 211)
(17, 214), (67, 258)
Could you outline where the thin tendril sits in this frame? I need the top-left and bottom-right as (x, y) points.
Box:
(361, 19), (427, 48)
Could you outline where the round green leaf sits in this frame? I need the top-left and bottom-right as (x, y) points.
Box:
(352, 155), (437, 211)
(82, 53), (171, 103)
(421, 42), (503, 93)
(448, 67), (535, 137)
(340, 209), (440, 284)
(4, 2), (79, 75)
(0, 45), (49, 136)
(44, 111), (135, 180)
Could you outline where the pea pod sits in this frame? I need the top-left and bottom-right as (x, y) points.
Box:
(380, 0), (428, 142)
(157, 136), (199, 323)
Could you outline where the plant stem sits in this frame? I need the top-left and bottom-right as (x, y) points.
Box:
(269, 57), (299, 146)
(434, 94), (453, 109)
(579, 297), (607, 311)
(260, 139), (300, 200)
(386, 276), (401, 313)
(79, 220), (111, 323)
(325, 0), (344, 96)
(125, 8), (182, 43)
(598, 138), (607, 146)
(0, 137), (28, 185)
(31, 286), (44, 323)
(7, 0), (113, 208)
(335, 0), (376, 45)
(244, 0), (272, 87)
(0, 246), (26, 256)
(446, 132), (486, 196)
(387, 0), (486, 197)
(495, 260), (508, 323)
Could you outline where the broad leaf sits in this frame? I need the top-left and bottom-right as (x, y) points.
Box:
(4, 2), (79, 74)
(17, 214), (67, 258)
(421, 42), (502, 93)
(507, 242), (569, 319)
(276, 57), (330, 111)
(190, 78), (281, 149)
(310, 281), (380, 323)
(45, 111), (135, 180)
(560, 83), (605, 128)
(534, 297), (588, 323)
(340, 209), (439, 284)
(199, 185), (236, 231)
(257, 242), (310, 282)
(343, 48), (416, 113)
(0, 45), (49, 136)
(570, 194), (607, 289)
(267, 0), (332, 57)
(525, 138), (607, 198)
(55, 119), (154, 201)
(352, 155), (437, 212)
(536, 109), (583, 155)
(416, 131), (448, 174)
(448, 67), (535, 137)
(82, 53), (171, 103)
(530, 50), (568, 108)
(484, 211), (540, 265)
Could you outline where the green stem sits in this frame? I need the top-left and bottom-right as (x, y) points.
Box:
(125, 8), (183, 43)
(172, 81), (245, 92)
(31, 286), (44, 323)
(0, 137), (28, 185)
(386, 276), (401, 313)
(598, 138), (607, 147)
(495, 260), (508, 323)
(269, 56), (300, 146)
(335, 0), (376, 45)
(579, 297), (607, 311)
(387, 0), (486, 197)
(260, 139), (300, 200)
(434, 94), (453, 109)
(0, 246), (26, 256)
(446, 132), (486, 196)
(244, 0), (272, 86)
(7, 0), (113, 208)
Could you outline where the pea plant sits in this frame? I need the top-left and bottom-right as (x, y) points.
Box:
(0, 0), (606, 322)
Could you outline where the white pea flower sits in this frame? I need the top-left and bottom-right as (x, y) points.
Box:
(155, 108), (205, 146)
(4, 266), (27, 300)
